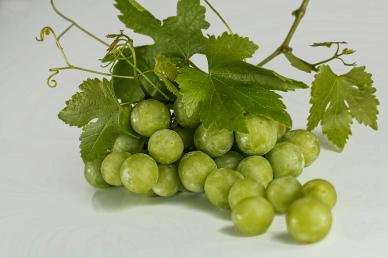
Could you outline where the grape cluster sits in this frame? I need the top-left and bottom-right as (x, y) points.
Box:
(84, 97), (337, 243)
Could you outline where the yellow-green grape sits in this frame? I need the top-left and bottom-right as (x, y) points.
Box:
(282, 129), (320, 166)
(152, 164), (180, 197)
(266, 142), (304, 178)
(286, 197), (332, 243)
(130, 99), (170, 137)
(112, 134), (145, 153)
(120, 153), (159, 193)
(215, 151), (244, 169)
(173, 127), (195, 150)
(266, 176), (302, 213)
(178, 151), (217, 192)
(236, 156), (273, 187)
(101, 152), (130, 186)
(148, 129), (184, 164)
(84, 160), (111, 188)
(302, 179), (337, 209)
(232, 196), (275, 236)
(228, 178), (265, 209)
(235, 115), (277, 155)
(194, 124), (234, 158)
(204, 168), (243, 209)
(174, 96), (201, 128)
(275, 122), (288, 139)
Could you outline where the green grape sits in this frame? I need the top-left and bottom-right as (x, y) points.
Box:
(112, 134), (145, 153)
(302, 179), (337, 209)
(178, 151), (217, 192)
(194, 124), (234, 157)
(215, 151), (244, 169)
(120, 153), (159, 193)
(282, 129), (320, 166)
(174, 96), (201, 128)
(228, 178), (265, 209)
(84, 160), (111, 188)
(152, 164), (180, 197)
(232, 196), (275, 236)
(266, 142), (304, 178)
(275, 122), (288, 139)
(286, 197), (332, 243)
(173, 126), (195, 150)
(235, 115), (278, 155)
(237, 156), (273, 187)
(101, 152), (130, 186)
(266, 176), (302, 213)
(148, 129), (184, 164)
(204, 168), (243, 209)
(130, 99), (170, 137)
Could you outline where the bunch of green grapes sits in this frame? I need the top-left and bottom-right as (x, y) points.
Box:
(84, 97), (336, 244)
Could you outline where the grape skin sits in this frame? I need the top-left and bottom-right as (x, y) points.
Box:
(282, 129), (320, 167)
(266, 176), (302, 213)
(120, 153), (159, 193)
(152, 164), (180, 197)
(302, 179), (337, 209)
(194, 124), (234, 158)
(174, 96), (201, 128)
(235, 115), (278, 155)
(101, 152), (131, 186)
(232, 196), (275, 236)
(112, 134), (145, 154)
(148, 129), (184, 164)
(228, 178), (265, 209)
(130, 99), (171, 137)
(178, 151), (217, 192)
(237, 156), (273, 187)
(84, 160), (111, 188)
(266, 142), (304, 178)
(204, 168), (243, 209)
(215, 151), (244, 169)
(286, 197), (332, 243)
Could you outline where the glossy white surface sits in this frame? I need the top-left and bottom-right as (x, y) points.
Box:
(0, 0), (387, 257)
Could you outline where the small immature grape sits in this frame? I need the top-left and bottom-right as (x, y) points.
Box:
(84, 160), (111, 188)
(112, 134), (145, 154)
(194, 124), (234, 157)
(152, 164), (180, 197)
(286, 197), (332, 243)
(174, 96), (201, 128)
(302, 179), (337, 209)
(266, 142), (304, 178)
(178, 151), (217, 192)
(101, 152), (131, 186)
(237, 156), (273, 187)
(235, 115), (278, 155)
(232, 196), (275, 236)
(130, 99), (170, 137)
(266, 176), (302, 213)
(148, 129), (184, 164)
(215, 151), (244, 169)
(120, 153), (159, 194)
(204, 168), (243, 209)
(228, 178), (265, 209)
(173, 126), (195, 150)
(282, 129), (320, 166)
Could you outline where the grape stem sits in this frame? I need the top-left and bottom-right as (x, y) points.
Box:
(38, 0), (169, 99)
(257, 0), (310, 67)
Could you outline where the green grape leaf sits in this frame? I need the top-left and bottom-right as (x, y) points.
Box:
(284, 52), (314, 73)
(176, 33), (308, 132)
(115, 0), (209, 60)
(58, 78), (135, 162)
(307, 65), (379, 150)
(112, 60), (145, 103)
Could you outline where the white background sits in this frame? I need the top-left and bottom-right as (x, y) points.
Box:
(1, 0), (387, 257)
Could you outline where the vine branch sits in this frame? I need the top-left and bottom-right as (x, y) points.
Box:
(203, 0), (233, 34)
(257, 0), (310, 66)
